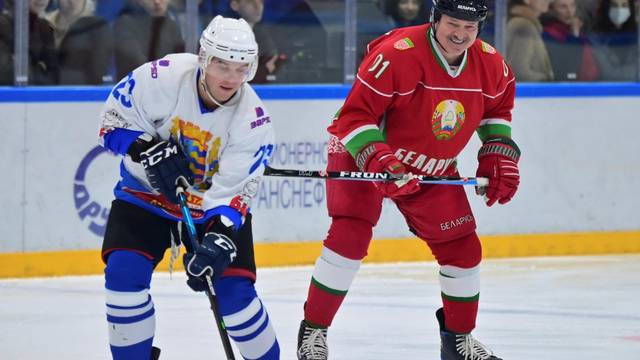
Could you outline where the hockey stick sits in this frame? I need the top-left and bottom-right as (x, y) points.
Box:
(264, 166), (489, 186)
(177, 185), (236, 360)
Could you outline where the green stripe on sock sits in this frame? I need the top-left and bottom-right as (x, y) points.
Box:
(441, 292), (480, 302)
(312, 277), (348, 296)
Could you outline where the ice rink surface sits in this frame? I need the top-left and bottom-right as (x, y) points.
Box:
(1, 255), (639, 360)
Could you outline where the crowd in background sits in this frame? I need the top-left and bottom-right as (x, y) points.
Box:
(506, 0), (638, 81)
(0, 0), (638, 85)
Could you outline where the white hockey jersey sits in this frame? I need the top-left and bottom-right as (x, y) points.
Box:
(99, 53), (274, 227)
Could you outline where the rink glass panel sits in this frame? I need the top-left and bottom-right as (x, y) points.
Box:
(3, 0), (639, 85)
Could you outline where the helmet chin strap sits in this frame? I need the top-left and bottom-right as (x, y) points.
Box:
(431, 23), (450, 55)
(430, 22), (474, 66)
(199, 74), (243, 108)
(200, 76), (227, 108)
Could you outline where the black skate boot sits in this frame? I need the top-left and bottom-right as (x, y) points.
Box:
(436, 308), (502, 360)
(150, 346), (161, 359)
(297, 320), (328, 360)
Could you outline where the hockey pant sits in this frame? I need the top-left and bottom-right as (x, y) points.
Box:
(304, 150), (482, 333)
(105, 250), (279, 360)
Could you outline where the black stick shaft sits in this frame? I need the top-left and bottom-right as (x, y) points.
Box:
(177, 188), (236, 360)
(264, 166), (488, 186)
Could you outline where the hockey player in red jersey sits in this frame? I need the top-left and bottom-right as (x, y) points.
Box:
(296, 0), (519, 359)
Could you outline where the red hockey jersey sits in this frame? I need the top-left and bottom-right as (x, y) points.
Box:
(330, 23), (516, 176)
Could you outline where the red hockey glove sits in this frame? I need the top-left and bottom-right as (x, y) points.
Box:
(355, 142), (420, 199)
(476, 137), (521, 206)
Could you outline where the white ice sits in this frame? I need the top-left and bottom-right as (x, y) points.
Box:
(1, 255), (639, 360)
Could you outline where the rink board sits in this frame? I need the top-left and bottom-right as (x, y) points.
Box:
(0, 84), (639, 278)
(1, 231), (640, 278)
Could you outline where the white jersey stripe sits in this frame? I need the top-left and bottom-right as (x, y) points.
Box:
(356, 73), (514, 99)
(482, 77), (516, 99)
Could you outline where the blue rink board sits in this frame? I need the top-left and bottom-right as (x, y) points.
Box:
(0, 83), (639, 102)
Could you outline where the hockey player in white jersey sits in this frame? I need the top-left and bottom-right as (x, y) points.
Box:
(98, 16), (279, 360)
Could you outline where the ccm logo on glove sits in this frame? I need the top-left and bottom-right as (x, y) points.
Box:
(140, 143), (180, 168)
(138, 140), (194, 204)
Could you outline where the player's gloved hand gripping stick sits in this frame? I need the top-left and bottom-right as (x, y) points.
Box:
(475, 137), (521, 206)
(355, 142), (421, 199)
(139, 140), (194, 204)
(183, 221), (237, 292)
(176, 180), (236, 360)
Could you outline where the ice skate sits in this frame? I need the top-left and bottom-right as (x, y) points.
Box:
(437, 308), (502, 360)
(297, 320), (328, 360)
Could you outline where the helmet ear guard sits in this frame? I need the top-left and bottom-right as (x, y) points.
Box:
(199, 15), (259, 82)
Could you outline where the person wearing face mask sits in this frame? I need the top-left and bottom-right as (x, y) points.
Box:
(589, 0), (638, 80)
(296, 0), (520, 359)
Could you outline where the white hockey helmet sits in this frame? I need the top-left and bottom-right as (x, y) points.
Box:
(199, 15), (259, 82)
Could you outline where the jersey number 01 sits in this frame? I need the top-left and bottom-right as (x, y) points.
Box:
(368, 54), (390, 79)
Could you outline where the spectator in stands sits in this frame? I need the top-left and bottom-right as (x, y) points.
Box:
(385, 0), (430, 27)
(506, 0), (554, 81)
(541, 0), (600, 80)
(268, 0), (330, 82)
(0, 0), (58, 85)
(113, 0), (184, 80)
(46, 0), (113, 84)
(227, 0), (285, 83)
(30, 0), (49, 16)
(589, 0), (638, 80)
